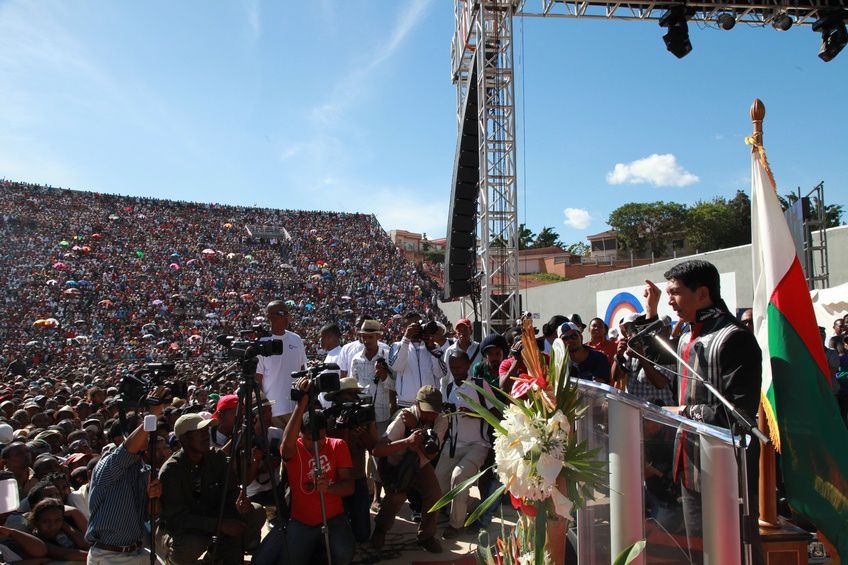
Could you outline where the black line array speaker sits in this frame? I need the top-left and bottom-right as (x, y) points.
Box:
(443, 57), (478, 300)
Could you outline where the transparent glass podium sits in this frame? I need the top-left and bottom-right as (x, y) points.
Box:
(572, 380), (747, 565)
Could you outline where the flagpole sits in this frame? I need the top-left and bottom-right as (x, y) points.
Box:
(750, 98), (780, 529)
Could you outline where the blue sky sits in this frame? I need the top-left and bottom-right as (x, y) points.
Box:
(1, 1), (846, 244)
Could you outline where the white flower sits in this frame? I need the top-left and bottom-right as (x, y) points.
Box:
(548, 410), (571, 435)
(536, 452), (562, 488)
(518, 553), (535, 565)
(550, 485), (574, 519)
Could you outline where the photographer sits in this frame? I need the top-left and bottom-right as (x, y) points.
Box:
(388, 313), (448, 409)
(325, 377), (378, 542)
(347, 319), (394, 509)
(611, 310), (676, 405)
(371, 385), (448, 554)
(435, 351), (496, 539)
(256, 300), (308, 428)
(158, 414), (265, 565)
(84, 387), (166, 565)
(257, 376), (355, 565)
(442, 319), (479, 378)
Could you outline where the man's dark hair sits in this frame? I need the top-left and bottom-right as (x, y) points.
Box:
(663, 260), (728, 312)
(1, 441), (26, 460)
(26, 480), (58, 508)
(302, 410), (328, 432)
(449, 350), (470, 363)
(319, 324), (341, 339)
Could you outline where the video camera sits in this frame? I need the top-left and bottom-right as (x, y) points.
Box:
(118, 363), (184, 409)
(325, 400), (375, 430)
(216, 334), (282, 360)
(290, 363), (341, 401)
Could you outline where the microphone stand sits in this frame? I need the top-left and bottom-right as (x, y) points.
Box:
(650, 334), (767, 565)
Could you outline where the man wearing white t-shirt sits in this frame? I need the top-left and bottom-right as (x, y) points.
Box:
(256, 300), (308, 428)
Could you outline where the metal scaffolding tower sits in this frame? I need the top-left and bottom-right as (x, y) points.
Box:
(450, 0), (842, 334)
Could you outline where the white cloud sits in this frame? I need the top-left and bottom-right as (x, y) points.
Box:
(606, 153), (699, 187)
(563, 208), (592, 229)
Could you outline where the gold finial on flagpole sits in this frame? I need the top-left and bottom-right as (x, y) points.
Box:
(750, 99), (765, 148)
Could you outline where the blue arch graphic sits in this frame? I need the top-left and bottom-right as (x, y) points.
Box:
(603, 292), (644, 327)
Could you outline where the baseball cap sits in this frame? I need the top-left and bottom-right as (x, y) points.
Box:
(416, 385), (443, 413)
(0, 424), (12, 444)
(455, 318), (472, 330)
(214, 394), (239, 413)
(557, 322), (582, 338)
(174, 414), (216, 438)
(619, 312), (641, 326)
(480, 334), (509, 355)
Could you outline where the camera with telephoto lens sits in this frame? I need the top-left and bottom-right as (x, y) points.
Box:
(442, 402), (458, 414)
(118, 363), (182, 409)
(216, 334), (283, 359)
(290, 363), (341, 401)
(325, 400), (376, 430)
(421, 428), (440, 455)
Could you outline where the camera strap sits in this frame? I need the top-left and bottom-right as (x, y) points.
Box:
(446, 378), (487, 446)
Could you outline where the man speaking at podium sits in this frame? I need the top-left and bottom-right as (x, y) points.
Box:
(647, 260), (763, 565)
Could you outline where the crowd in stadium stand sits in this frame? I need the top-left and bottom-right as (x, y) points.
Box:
(0, 180), (443, 376)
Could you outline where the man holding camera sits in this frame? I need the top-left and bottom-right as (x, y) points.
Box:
(371, 385), (448, 554)
(442, 319), (479, 378)
(388, 313), (448, 409)
(266, 376), (355, 565)
(325, 377), (379, 542)
(158, 414), (265, 564)
(436, 351), (496, 539)
(256, 300), (308, 428)
(347, 319), (395, 510)
(85, 388), (166, 565)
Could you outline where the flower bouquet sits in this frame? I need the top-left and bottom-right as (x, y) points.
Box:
(431, 319), (606, 564)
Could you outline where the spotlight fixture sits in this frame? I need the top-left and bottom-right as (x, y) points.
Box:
(772, 13), (793, 31)
(659, 7), (693, 58)
(717, 13), (736, 30)
(812, 12), (848, 62)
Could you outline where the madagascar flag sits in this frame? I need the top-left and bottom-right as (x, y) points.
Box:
(751, 145), (848, 557)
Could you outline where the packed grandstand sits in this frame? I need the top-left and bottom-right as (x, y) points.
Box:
(0, 180), (444, 379)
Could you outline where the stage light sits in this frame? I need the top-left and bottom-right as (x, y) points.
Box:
(772, 13), (793, 31)
(813, 13), (848, 62)
(659, 8), (692, 58)
(717, 13), (736, 30)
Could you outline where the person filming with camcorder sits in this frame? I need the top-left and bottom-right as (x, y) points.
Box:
(324, 377), (378, 543)
(254, 369), (355, 565)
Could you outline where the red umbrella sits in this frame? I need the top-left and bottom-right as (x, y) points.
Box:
(91, 233), (102, 240)
(169, 263), (181, 270)
(53, 262), (68, 270)
(240, 293), (254, 300)
(98, 299), (114, 307)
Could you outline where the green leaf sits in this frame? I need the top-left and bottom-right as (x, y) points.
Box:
(533, 501), (547, 565)
(429, 466), (490, 512)
(458, 392), (508, 436)
(463, 379), (508, 413)
(464, 484), (506, 527)
(613, 540), (647, 565)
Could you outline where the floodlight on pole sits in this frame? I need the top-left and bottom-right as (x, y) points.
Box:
(772, 13), (793, 31)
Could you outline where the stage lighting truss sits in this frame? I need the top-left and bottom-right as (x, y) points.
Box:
(515, 0), (845, 28)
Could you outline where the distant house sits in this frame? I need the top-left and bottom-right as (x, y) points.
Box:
(519, 246), (575, 274)
(587, 230), (618, 261)
(586, 229), (694, 263)
(389, 230), (445, 263)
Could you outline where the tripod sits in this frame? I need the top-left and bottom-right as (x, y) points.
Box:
(210, 355), (290, 564)
(305, 400), (334, 565)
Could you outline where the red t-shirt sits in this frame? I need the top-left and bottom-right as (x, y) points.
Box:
(284, 437), (352, 526)
(586, 339), (617, 367)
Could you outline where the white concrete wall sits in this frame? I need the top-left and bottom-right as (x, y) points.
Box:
(441, 224), (848, 327)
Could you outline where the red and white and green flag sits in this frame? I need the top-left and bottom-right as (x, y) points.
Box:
(751, 145), (848, 557)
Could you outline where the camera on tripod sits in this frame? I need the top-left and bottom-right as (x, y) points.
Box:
(325, 400), (375, 430)
(118, 363), (182, 409)
(290, 363), (341, 401)
(216, 333), (282, 359)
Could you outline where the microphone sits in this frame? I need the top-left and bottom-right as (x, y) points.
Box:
(626, 318), (665, 344)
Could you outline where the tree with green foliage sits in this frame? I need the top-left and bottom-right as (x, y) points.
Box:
(607, 201), (687, 255)
(687, 190), (751, 252)
(518, 223), (535, 250)
(532, 226), (563, 249)
(565, 242), (590, 257)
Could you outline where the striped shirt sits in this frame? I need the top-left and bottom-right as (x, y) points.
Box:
(85, 445), (149, 546)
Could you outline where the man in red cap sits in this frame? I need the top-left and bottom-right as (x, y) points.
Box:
(211, 394), (238, 448)
(441, 319), (479, 378)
